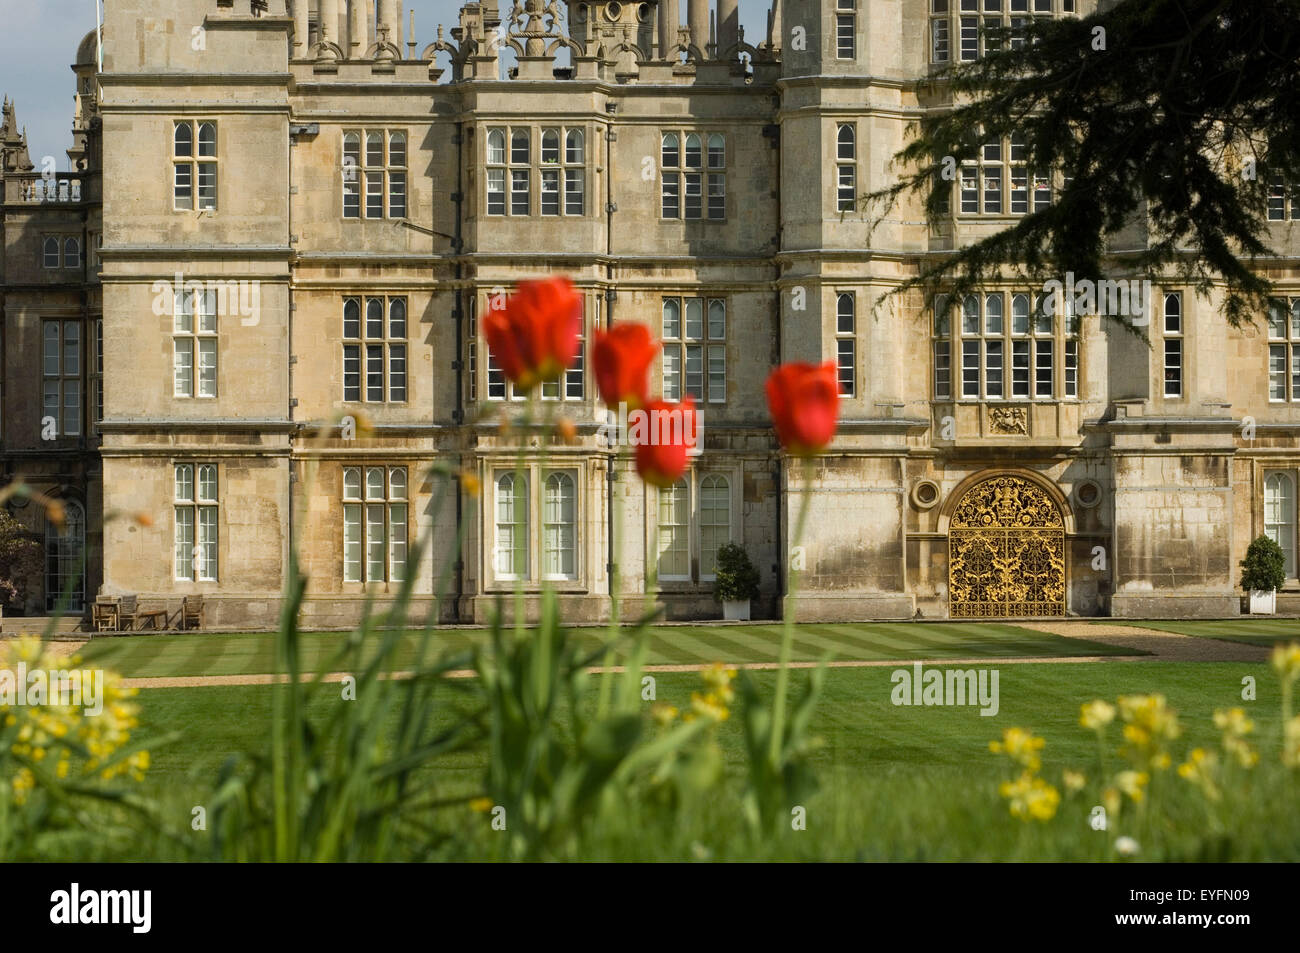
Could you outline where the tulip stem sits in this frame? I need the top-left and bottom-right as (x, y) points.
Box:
(770, 455), (814, 766)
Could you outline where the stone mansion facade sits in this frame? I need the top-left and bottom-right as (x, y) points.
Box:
(2, 0), (1299, 628)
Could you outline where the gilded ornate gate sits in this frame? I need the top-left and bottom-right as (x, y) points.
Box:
(948, 475), (1066, 618)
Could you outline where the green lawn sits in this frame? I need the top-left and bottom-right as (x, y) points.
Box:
(1117, 618), (1300, 647)
(77, 622), (1140, 678)
(130, 659), (1291, 861)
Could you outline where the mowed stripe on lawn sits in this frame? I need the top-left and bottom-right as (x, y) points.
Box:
(75, 621), (1136, 678)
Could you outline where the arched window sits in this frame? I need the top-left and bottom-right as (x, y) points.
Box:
(661, 133), (679, 168)
(496, 472), (528, 578)
(707, 133), (725, 168)
(541, 128), (560, 164)
(46, 499), (86, 612)
(1265, 472), (1297, 578)
(836, 293), (856, 396)
(565, 128), (584, 164)
(657, 478), (690, 580)
(43, 237), (60, 268)
(64, 238), (81, 269)
(365, 131), (384, 167)
(984, 294), (1003, 334)
(1011, 293), (1030, 335)
(342, 132), (361, 218)
(510, 129), (530, 164)
(699, 475), (730, 578)
(543, 472), (576, 579)
(486, 128), (506, 164)
(684, 133), (702, 168)
(837, 124), (855, 160)
(174, 122), (193, 157)
(197, 122), (217, 158)
(388, 131), (406, 167)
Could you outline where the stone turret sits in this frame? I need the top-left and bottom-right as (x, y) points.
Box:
(0, 98), (35, 173)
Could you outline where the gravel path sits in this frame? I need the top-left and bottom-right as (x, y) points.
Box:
(12, 622), (1269, 690)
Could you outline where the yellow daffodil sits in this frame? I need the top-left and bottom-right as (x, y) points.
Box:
(1079, 700), (1116, 731)
(998, 772), (1060, 822)
(1271, 643), (1300, 686)
(989, 727), (1046, 772)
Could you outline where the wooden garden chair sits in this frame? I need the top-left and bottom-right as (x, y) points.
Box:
(181, 594), (204, 631)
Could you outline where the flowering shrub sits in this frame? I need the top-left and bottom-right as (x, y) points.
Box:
(990, 643), (1300, 860)
(0, 636), (150, 860)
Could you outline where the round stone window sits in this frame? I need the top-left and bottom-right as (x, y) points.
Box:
(605, 2), (623, 21)
(1074, 480), (1102, 509)
(911, 480), (941, 511)
(637, 3), (652, 22)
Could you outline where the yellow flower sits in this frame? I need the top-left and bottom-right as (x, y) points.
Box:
(650, 703), (679, 727)
(1271, 643), (1300, 685)
(1214, 707), (1254, 737)
(1284, 715), (1300, 769)
(1062, 769), (1086, 793)
(700, 663), (737, 703)
(1117, 694), (1180, 769)
(989, 727), (1046, 772)
(469, 797), (493, 813)
(998, 772), (1060, 822)
(1177, 748), (1221, 801)
(690, 691), (730, 722)
(1114, 769), (1149, 803)
(1079, 700), (1116, 731)
(460, 471), (482, 498)
(1102, 786), (1121, 817)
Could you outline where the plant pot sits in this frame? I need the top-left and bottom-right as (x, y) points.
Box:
(1249, 589), (1277, 615)
(722, 599), (750, 621)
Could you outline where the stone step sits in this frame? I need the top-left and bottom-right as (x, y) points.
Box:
(0, 614), (89, 638)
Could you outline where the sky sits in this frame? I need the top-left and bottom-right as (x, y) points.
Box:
(0, 0), (772, 172)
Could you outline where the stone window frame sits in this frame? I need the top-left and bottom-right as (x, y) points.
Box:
(173, 120), (218, 212)
(173, 287), (218, 400)
(538, 126), (587, 218)
(660, 131), (727, 222)
(835, 0), (856, 60)
(836, 123), (856, 213)
(654, 469), (738, 586)
(342, 465), (409, 585)
(481, 288), (587, 403)
(1263, 470), (1298, 581)
(342, 295), (408, 404)
(933, 0), (1076, 66)
(835, 291), (856, 397)
(661, 295), (726, 404)
(1162, 292), (1183, 399)
(1268, 176), (1300, 222)
(488, 465), (583, 588)
(91, 318), (104, 431)
(957, 135), (1050, 217)
(1267, 297), (1300, 403)
(933, 291), (1077, 402)
(42, 319), (82, 438)
(342, 128), (407, 220)
(174, 463), (219, 582)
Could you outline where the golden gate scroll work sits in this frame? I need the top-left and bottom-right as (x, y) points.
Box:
(948, 475), (1066, 618)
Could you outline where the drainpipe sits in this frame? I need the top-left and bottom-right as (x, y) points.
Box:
(451, 115), (466, 621)
(286, 118), (296, 591)
(605, 107), (617, 598)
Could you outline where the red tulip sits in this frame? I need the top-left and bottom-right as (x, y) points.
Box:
(483, 277), (583, 392)
(634, 397), (698, 487)
(765, 362), (839, 456)
(593, 323), (660, 410)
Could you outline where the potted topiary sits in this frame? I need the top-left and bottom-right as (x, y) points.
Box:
(1240, 535), (1286, 615)
(714, 542), (760, 621)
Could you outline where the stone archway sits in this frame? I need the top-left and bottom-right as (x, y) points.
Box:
(948, 474), (1066, 618)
